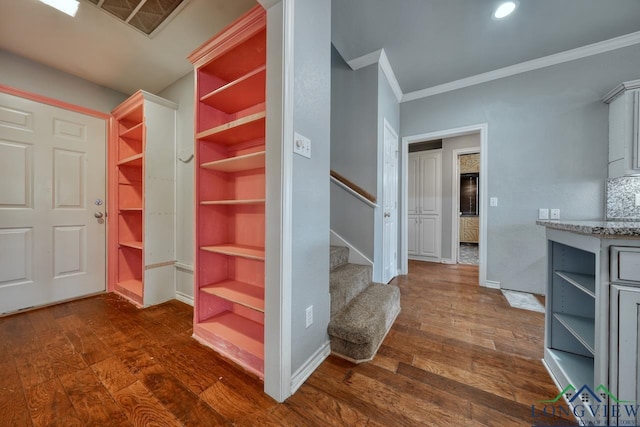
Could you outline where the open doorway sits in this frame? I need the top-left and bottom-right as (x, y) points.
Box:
(453, 149), (480, 266)
(401, 124), (488, 287)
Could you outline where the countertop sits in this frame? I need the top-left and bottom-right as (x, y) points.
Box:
(536, 220), (640, 237)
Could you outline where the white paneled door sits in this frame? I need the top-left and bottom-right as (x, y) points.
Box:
(382, 120), (399, 283)
(0, 93), (106, 314)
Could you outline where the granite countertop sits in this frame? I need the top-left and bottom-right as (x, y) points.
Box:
(536, 220), (640, 237)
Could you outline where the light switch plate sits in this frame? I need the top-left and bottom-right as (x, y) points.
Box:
(635, 193), (640, 207)
(538, 209), (549, 220)
(550, 209), (560, 220)
(490, 197), (498, 207)
(294, 132), (311, 159)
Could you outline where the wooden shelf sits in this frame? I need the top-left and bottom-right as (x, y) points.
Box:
(120, 241), (143, 250)
(555, 271), (596, 298)
(554, 313), (595, 355)
(120, 122), (143, 141)
(116, 279), (143, 297)
(201, 151), (265, 173)
(117, 153), (143, 167)
(200, 199), (265, 206)
(119, 207), (143, 212)
(201, 66), (266, 114)
(200, 244), (264, 261)
(201, 280), (264, 312)
(197, 311), (264, 360)
(197, 112), (265, 145)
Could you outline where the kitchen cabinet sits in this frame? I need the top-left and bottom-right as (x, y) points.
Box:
(108, 90), (177, 308)
(459, 216), (479, 243)
(408, 150), (441, 260)
(603, 79), (640, 178)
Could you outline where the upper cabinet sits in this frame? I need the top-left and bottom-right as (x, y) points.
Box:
(603, 79), (640, 178)
(108, 90), (177, 307)
(188, 5), (267, 379)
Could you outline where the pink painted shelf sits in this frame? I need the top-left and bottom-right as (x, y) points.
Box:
(200, 244), (265, 261)
(200, 151), (265, 173)
(200, 199), (265, 205)
(200, 66), (266, 114)
(119, 207), (143, 212)
(201, 280), (265, 312)
(120, 241), (143, 250)
(197, 312), (264, 360)
(120, 122), (143, 141)
(117, 153), (143, 167)
(196, 112), (265, 145)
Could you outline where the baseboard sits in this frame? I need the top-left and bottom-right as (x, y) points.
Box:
(330, 230), (373, 267)
(175, 291), (194, 306)
(290, 341), (331, 394)
(484, 280), (501, 289)
(440, 258), (455, 265)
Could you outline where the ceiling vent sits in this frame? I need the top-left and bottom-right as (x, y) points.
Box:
(84, 0), (190, 37)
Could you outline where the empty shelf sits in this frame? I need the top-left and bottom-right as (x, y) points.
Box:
(120, 241), (143, 250)
(119, 207), (143, 212)
(545, 348), (594, 391)
(554, 271), (595, 298)
(197, 112), (265, 145)
(200, 66), (266, 114)
(117, 153), (143, 167)
(120, 122), (143, 141)
(116, 279), (143, 297)
(554, 313), (595, 355)
(201, 280), (264, 312)
(200, 199), (265, 206)
(197, 311), (264, 360)
(200, 244), (265, 261)
(200, 151), (265, 173)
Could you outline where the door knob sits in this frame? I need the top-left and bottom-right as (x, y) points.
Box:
(94, 211), (104, 219)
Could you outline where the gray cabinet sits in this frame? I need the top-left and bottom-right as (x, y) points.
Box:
(603, 80), (640, 178)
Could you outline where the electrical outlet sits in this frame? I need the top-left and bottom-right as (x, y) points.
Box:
(550, 209), (560, 220)
(294, 132), (311, 158)
(538, 208), (549, 220)
(635, 193), (640, 207)
(305, 305), (313, 328)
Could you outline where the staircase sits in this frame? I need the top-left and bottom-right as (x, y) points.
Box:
(328, 246), (401, 363)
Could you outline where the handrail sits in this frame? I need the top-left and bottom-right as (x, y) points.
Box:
(330, 170), (378, 208)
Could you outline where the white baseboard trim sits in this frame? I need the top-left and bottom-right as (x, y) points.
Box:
(290, 341), (330, 394)
(175, 291), (194, 306)
(440, 258), (455, 265)
(408, 255), (440, 263)
(330, 230), (373, 267)
(484, 280), (501, 289)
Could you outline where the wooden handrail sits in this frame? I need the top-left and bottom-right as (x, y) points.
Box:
(330, 170), (377, 204)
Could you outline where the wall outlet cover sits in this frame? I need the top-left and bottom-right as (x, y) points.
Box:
(305, 305), (313, 328)
(294, 132), (311, 159)
(550, 209), (560, 220)
(538, 208), (549, 220)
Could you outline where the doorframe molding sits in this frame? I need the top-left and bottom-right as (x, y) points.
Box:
(0, 84), (110, 119)
(451, 147), (480, 264)
(382, 118), (399, 282)
(401, 123), (488, 287)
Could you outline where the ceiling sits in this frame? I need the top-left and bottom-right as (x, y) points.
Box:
(2, 1), (640, 98)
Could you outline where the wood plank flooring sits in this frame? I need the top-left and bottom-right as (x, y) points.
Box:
(0, 261), (576, 426)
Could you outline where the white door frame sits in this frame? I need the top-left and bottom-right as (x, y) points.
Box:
(451, 147), (480, 264)
(382, 118), (399, 283)
(401, 123), (488, 287)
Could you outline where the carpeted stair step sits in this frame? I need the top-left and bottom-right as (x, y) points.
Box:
(330, 245), (349, 271)
(330, 263), (372, 317)
(328, 283), (401, 363)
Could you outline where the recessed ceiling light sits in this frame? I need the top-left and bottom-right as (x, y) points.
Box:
(39, 0), (79, 17)
(492, 1), (517, 19)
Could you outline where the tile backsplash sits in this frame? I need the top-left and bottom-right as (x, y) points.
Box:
(606, 176), (640, 219)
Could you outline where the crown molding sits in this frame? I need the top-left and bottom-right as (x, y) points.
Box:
(402, 30), (640, 103)
(346, 48), (403, 103)
(602, 78), (640, 104)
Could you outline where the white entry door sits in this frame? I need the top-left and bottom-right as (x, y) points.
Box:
(418, 150), (442, 259)
(0, 92), (107, 314)
(382, 120), (398, 283)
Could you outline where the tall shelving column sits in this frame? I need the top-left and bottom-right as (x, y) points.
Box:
(188, 5), (267, 378)
(108, 91), (177, 308)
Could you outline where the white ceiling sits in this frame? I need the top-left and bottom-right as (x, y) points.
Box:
(0, 0), (256, 95)
(2, 1), (640, 98)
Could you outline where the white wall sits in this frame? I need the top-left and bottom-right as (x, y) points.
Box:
(401, 43), (640, 294)
(0, 50), (126, 113)
(158, 73), (195, 303)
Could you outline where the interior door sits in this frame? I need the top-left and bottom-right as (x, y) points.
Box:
(418, 150), (442, 259)
(382, 120), (398, 283)
(0, 92), (107, 314)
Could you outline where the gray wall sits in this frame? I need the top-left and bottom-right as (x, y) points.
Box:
(0, 50), (126, 113)
(290, 0), (331, 373)
(401, 43), (640, 294)
(441, 134), (479, 261)
(158, 73), (195, 300)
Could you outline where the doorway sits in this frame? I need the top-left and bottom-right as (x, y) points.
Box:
(453, 148), (480, 266)
(401, 124), (488, 287)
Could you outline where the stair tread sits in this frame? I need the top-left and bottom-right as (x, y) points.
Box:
(330, 262), (372, 318)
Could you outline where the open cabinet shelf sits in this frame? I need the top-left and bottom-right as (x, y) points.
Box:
(108, 90), (177, 308)
(189, 5), (267, 379)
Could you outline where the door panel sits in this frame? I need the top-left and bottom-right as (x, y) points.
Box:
(408, 215), (418, 255)
(382, 122), (398, 283)
(408, 156), (419, 215)
(0, 92), (106, 314)
(617, 287), (640, 426)
(418, 216), (440, 257)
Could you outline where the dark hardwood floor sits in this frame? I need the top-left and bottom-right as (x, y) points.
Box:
(0, 261), (575, 426)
